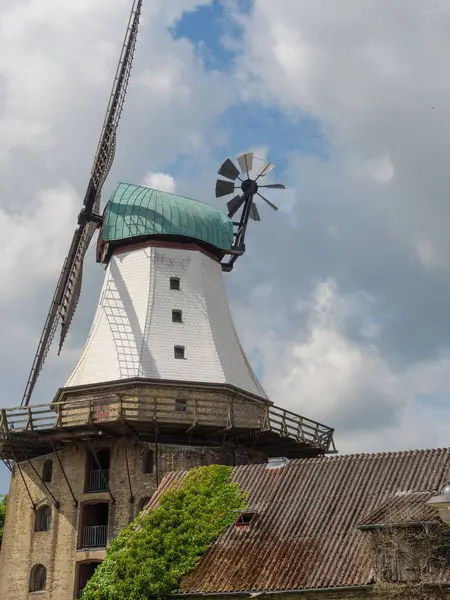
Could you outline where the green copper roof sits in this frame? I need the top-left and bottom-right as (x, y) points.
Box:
(103, 182), (234, 251)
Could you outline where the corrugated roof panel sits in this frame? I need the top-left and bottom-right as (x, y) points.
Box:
(357, 491), (436, 527)
(148, 448), (450, 592)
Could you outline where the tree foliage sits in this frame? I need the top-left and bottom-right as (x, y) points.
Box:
(82, 465), (247, 600)
(0, 495), (7, 548)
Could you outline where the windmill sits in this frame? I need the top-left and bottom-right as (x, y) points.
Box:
(20, 0), (143, 407)
(216, 152), (285, 271)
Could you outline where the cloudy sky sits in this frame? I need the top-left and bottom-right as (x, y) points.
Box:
(2, 0), (450, 492)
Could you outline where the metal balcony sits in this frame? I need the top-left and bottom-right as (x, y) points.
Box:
(87, 469), (109, 492)
(82, 525), (107, 549)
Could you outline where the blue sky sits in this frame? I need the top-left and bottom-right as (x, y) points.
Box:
(172, 1), (327, 174)
(171, 0), (238, 71)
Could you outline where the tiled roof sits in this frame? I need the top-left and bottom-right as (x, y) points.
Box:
(148, 448), (450, 593)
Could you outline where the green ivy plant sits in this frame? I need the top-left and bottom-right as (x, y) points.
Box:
(82, 465), (247, 600)
(0, 495), (6, 548)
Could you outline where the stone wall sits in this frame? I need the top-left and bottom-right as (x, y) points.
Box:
(0, 440), (264, 600)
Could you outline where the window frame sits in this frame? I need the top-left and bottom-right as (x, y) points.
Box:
(143, 449), (154, 474)
(170, 277), (180, 290)
(174, 345), (185, 359)
(175, 398), (187, 412)
(29, 564), (47, 592)
(35, 505), (52, 532)
(234, 511), (257, 528)
(172, 309), (183, 323)
(42, 459), (53, 483)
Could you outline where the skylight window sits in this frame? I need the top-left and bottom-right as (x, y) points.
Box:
(234, 511), (257, 528)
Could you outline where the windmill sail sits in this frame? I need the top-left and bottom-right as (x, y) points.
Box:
(21, 0), (143, 407)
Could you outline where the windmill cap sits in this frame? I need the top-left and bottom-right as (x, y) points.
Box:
(102, 182), (234, 252)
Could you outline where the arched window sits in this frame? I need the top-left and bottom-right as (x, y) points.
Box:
(42, 459), (53, 483)
(29, 564), (47, 592)
(35, 505), (52, 532)
(143, 449), (154, 474)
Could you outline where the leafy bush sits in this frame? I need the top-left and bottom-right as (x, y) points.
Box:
(82, 465), (246, 600)
(0, 495), (6, 548)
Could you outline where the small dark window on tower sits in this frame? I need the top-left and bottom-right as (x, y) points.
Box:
(35, 505), (52, 532)
(174, 346), (185, 359)
(170, 277), (180, 290)
(42, 459), (53, 483)
(143, 449), (154, 474)
(172, 310), (182, 323)
(175, 399), (187, 412)
(234, 511), (257, 528)
(29, 564), (47, 592)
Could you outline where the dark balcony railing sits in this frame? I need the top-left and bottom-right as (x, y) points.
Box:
(87, 469), (109, 492)
(82, 525), (107, 549)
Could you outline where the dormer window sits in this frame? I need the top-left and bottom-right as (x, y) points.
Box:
(234, 511), (257, 528)
(174, 346), (185, 359)
(170, 277), (180, 290)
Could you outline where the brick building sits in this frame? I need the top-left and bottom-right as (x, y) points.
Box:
(0, 183), (335, 599)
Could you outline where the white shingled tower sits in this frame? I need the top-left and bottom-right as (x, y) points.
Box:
(66, 235), (267, 400)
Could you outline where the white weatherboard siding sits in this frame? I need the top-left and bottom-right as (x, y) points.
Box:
(65, 245), (268, 400)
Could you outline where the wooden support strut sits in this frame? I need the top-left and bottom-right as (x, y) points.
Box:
(8, 443), (35, 511)
(26, 458), (60, 509)
(154, 427), (159, 488)
(51, 443), (78, 507)
(124, 440), (134, 504)
(86, 439), (115, 504)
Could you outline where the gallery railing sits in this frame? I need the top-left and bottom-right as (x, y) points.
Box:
(0, 393), (335, 453)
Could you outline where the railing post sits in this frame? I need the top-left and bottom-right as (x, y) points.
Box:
(226, 401), (235, 429)
(0, 409), (8, 433)
(88, 398), (93, 424)
(26, 407), (33, 431)
(282, 411), (288, 437)
(263, 406), (270, 430)
(56, 404), (62, 428)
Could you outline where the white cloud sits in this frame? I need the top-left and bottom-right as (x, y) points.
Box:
(0, 182), (79, 305)
(141, 172), (176, 193)
(359, 153), (395, 184)
(235, 0), (450, 264)
(236, 278), (450, 454)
